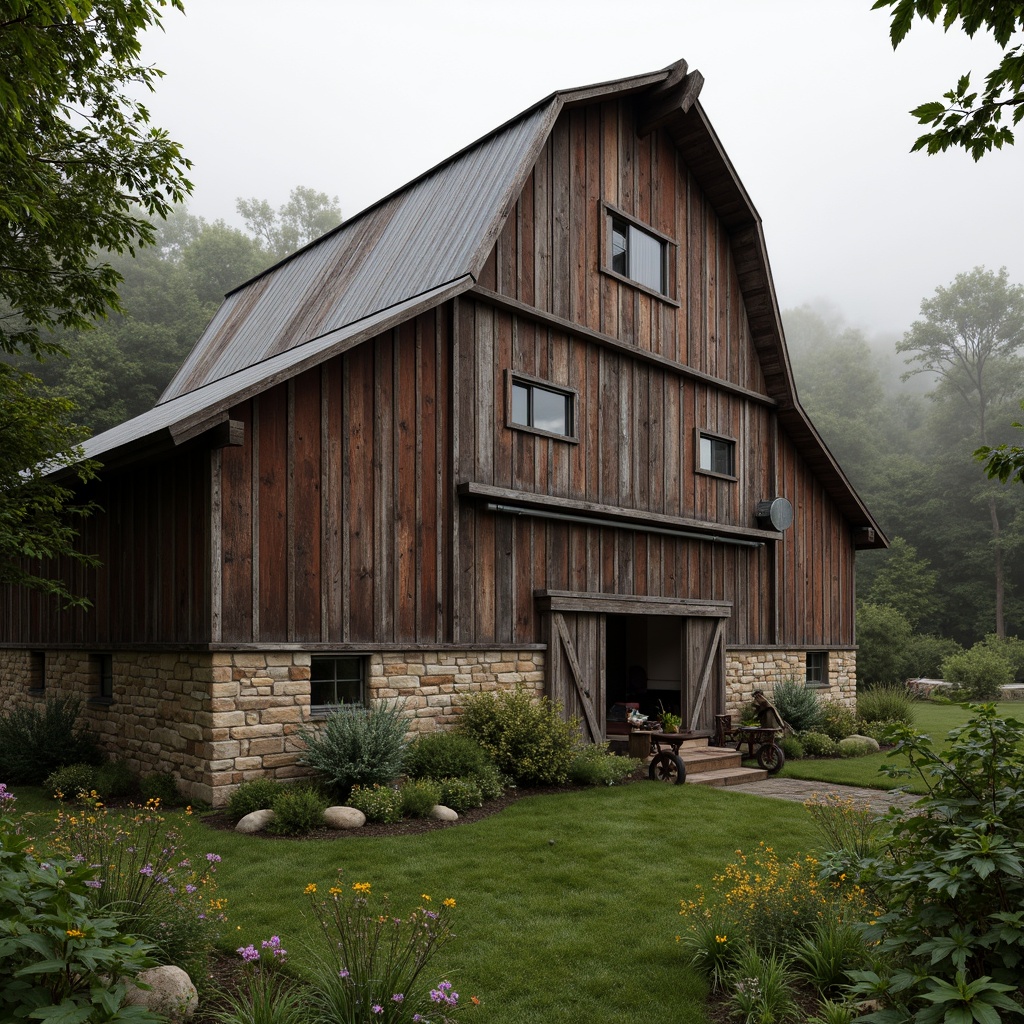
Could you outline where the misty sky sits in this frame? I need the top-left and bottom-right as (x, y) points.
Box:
(138, 0), (1022, 338)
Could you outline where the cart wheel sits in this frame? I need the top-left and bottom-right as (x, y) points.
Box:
(648, 751), (686, 784)
(757, 743), (786, 774)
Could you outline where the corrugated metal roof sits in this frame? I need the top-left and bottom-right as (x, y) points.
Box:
(160, 102), (559, 402)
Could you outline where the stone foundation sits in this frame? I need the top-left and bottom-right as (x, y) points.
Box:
(0, 643), (850, 806)
(725, 648), (856, 712)
(0, 647), (544, 808)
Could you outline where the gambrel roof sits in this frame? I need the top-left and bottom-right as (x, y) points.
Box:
(80, 59), (885, 546)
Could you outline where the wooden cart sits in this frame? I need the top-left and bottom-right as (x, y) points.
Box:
(714, 715), (785, 773)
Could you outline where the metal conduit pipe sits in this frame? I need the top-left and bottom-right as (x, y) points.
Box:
(482, 502), (766, 549)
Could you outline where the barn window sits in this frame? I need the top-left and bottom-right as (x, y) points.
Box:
(28, 651), (45, 693)
(93, 653), (114, 703)
(509, 373), (576, 440)
(607, 212), (670, 295)
(310, 655), (365, 714)
(698, 433), (736, 478)
(805, 651), (828, 687)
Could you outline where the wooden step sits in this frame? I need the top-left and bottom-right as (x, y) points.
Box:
(686, 766), (769, 787)
(679, 744), (743, 774)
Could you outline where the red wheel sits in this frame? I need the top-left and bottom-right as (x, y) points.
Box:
(648, 751), (687, 784)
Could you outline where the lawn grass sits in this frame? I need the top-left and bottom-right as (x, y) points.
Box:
(7, 778), (820, 1024)
(776, 700), (1024, 791)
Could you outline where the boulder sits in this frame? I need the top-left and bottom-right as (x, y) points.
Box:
(431, 805), (458, 821)
(323, 805), (366, 829)
(124, 965), (197, 1022)
(235, 808), (275, 833)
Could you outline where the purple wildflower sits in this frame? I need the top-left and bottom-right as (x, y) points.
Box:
(236, 945), (260, 963)
(372, 1006), (383, 1015)
(205, 853), (221, 863)
(85, 880), (103, 889)
(392, 993), (405, 1003)
(0, 783), (15, 805)
(338, 969), (350, 979)
(185, 884), (197, 894)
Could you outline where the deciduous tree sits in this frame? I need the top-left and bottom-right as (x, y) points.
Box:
(873, 0), (1024, 158)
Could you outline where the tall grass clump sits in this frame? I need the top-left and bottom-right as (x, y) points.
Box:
(457, 687), (579, 786)
(0, 696), (100, 784)
(298, 699), (409, 798)
(48, 799), (226, 980)
(855, 683), (915, 726)
(304, 876), (469, 1023)
(769, 678), (822, 733)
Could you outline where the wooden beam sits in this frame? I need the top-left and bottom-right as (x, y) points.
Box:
(537, 590), (731, 618)
(638, 70), (705, 137)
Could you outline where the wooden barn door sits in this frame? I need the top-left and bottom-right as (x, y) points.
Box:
(545, 611), (605, 744)
(683, 616), (727, 732)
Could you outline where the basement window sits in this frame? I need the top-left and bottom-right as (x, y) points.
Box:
(28, 651), (45, 694)
(310, 655), (366, 715)
(698, 432), (736, 478)
(806, 651), (828, 688)
(92, 653), (114, 704)
(509, 373), (576, 440)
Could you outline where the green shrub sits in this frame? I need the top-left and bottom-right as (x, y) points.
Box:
(818, 699), (857, 741)
(403, 731), (494, 780)
(780, 735), (805, 760)
(974, 633), (1024, 681)
(44, 762), (97, 801)
(837, 736), (875, 758)
(438, 777), (483, 813)
(346, 783), (402, 823)
(940, 644), (1014, 700)
(94, 758), (138, 799)
(838, 708), (1024, 1020)
(904, 632), (963, 679)
(856, 683), (915, 726)
(0, 696), (101, 784)
(457, 687), (579, 786)
(0, 787), (161, 1023)
(568, 744), (640, 785)
(268, 785), (328, 836)
(856, 602), (914, 685)
(298, 699), (408, 798)
(139, 771), (183, 806)
(473, 762), (506, 800)
(400, 778), (442, 818)
(801, 732), (839, 757)
(226, 778), (286, 822)
(855, 719), (901, 744)
(769, 678), (822, 733)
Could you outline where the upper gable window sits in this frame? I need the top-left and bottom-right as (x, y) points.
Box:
(698, 432), (736, 478)
(602, 205), (675, 300)
(508, 372), (577, 441)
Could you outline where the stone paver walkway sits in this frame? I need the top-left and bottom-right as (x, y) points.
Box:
(721, 776), (919, 816)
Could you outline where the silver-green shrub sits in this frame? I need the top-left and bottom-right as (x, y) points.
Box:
(769, 678), (823, 733)
(298, 699), (408, 797)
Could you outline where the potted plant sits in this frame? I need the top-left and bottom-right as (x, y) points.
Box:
(658, 702), (682, 733)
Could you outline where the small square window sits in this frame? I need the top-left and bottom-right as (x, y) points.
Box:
(609, 215), (667, 294)
(698, 433), (736, 477)
(510, 377), (574, 438)
(806, 651), (828, 687)
(310, 655), (365, 713)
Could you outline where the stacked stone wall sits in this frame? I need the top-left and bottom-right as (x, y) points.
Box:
(725, 648), (857, 712)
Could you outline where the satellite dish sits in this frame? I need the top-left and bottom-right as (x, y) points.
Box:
(755, 497), (794, 531)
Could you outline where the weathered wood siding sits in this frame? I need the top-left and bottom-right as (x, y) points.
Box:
(216, 306), (452, 646)
(0, 448), (212, 646)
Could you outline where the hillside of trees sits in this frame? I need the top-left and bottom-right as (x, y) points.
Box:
(6, 191), (1023, 682)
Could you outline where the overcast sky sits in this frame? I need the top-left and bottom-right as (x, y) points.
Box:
(138, 0), (1022, 338)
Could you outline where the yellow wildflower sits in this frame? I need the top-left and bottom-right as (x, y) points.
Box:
(304, 883), (317, 895)
(66, 929), (85, 938)
(442, 898), (456, 908)
(352, 882), (371, 894)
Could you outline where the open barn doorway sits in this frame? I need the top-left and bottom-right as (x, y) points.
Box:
(539, 593), (730, 743)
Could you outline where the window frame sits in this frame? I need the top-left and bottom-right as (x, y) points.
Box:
(505, 370), (579, 443)
(805, 651), (828, 688)
(28, 650), (45, 695)
(309, 654), (367, 716)
(600, 202), (679, 304)
(91, 653), (114, 704)
(695, 430), (737, 481)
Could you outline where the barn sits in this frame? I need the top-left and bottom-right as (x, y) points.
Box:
(0, 59), (886, 806)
